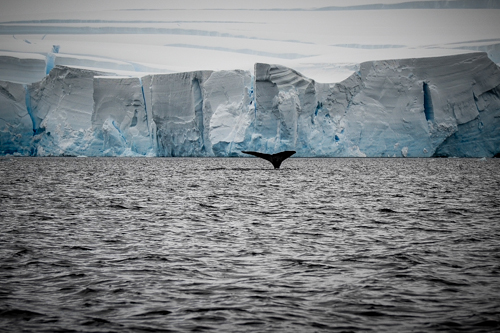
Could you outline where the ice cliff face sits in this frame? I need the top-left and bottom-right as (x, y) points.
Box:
(27, 66), (107, 156)
(352, 53), (500, 157)
(0, 81), (32, 155)
(1, 52), (499, 157)
(203, 70), (254, 156)
(142, 70), (253, 157)
(142, 71), (213, 157)
(92, 76), (152, 156)
(252, 53), (500, 157)
(252, 63), (365, 156)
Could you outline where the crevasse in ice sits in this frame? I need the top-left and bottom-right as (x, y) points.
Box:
(1, 52), (499, 157)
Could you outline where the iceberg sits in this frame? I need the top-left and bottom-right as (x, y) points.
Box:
(0, 52), (499, 158)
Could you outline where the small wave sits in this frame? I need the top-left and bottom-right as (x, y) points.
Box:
(0, 308), (44, 319)
(13, 248), (31, 257)
(68, 273), (86, 278)
(356, 310), (387, 317)
(81, 317), (112, 327)
(103, 238), (122, 243)
(111, 288), (126, 294)
(107, 203), (144, 210)
(473, 319), (500, 329)
(2, 157), (499, 333)
(77, 287), (101, 295)
(108, 204), (129, 209)
(110, 257), (141, 263)
(64, 246), (93, 251)
(199, 203), (218, 209)
(427, 277), (469, 287)
(378, 208), (399, 213)
(192, 315), (228, 322)
(28, 212), (55, 220)
(446, 210), (466, 215)
(429, 321), (463, 330)
(184, 307), (250, 314)
(133, 310), (172, 317)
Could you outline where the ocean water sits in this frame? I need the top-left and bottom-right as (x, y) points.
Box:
(0, 157), (499, 332)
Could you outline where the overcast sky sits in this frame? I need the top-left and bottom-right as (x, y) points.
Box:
(1, 0), (418, 14)
(1, 0), (499, 82)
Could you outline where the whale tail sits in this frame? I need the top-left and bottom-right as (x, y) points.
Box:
(241, 150), (296, 169)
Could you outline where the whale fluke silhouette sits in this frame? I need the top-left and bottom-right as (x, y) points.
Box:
(241, 150), (296, 169)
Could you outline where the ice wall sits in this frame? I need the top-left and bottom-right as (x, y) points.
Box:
(142, 69), (254, 156)
(0, 53), (499, 157)
(0, 81), (33, 155)
(92, 76), (153, 156)
(252, 63), (364, 156)
(253, 52), (500, 157)
(27, 66), (108, 156)
(142, 71), (212, 156)
(346, 53), (500, 157)
(434, 84), (500, 157)
(252, 63), (312, 153)
(203, 70), (254, 156)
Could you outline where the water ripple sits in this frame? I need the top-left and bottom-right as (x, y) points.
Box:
(0, 157), (499, 332)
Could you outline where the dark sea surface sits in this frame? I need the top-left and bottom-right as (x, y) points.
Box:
(1, 157), (499, 332)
